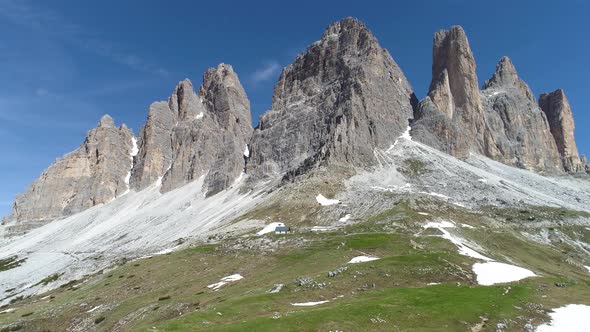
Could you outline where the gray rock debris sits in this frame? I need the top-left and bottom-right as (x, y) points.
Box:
(247, 17), (416, 181)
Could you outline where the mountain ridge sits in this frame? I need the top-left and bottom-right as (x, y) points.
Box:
(1, 17), (587, 228)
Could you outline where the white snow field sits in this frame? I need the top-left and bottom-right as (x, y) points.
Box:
(535, 304), (590, 331)
(472, 262), (536, 286)
(0, 176), (266, 304)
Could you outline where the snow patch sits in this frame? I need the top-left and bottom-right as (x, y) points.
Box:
(207, 274), (244, 291)
(387, 126), (412, 152)
(86, 305), (101, 313)
(461, 223), (476, 229)
(316, 194), (339, 206)
(535, 304), (590, 332)
(0, 308), (15, 313)
(291, 300), (330, 306)
(311, 226), (330, 232)
(472, 262), (536, 286)
(339, 214), (351, 222)
(585, 266), (590, 273)
(257, 222), (284, 235)
(348, 256), (380, 264)
(130, 137), (139, 157)
(423, 221), (455, 229)
(243, 145), (250, 158)
(423, 221), (492, 261)
(418, 212), (430, 216)
(196, 112), (204, 120)
(121, 136), (139, 196)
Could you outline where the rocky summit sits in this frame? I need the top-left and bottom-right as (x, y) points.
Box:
(132, 64), (252, 195)
(481, 57), (562, 173)
(247, 17), (416, 181)
(2, 115), (136, 226)
(539, 89), (584, 172)
(412, 26), (484, 158)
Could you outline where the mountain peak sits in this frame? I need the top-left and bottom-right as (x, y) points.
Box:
(98, 114), (115, 128)
(324, 17), (367, 34)
(539, 89), (583, 172)
(483, 56), (520, 89)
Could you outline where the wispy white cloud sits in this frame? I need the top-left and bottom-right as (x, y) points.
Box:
(251, 61), (281, 83)
(0, 0), (169, 76)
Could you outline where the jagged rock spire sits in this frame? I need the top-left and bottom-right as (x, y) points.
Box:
(413, 25), (484, 158)
(430, 26), (484, 133)
(131, 63), (252, 195)
(481, 57), (562, 172)
(539, 89), (583, 172)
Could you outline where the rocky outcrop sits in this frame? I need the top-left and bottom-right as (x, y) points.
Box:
(131, 64), (252, 195)
(539, 89), (583, 172)
(3, 115), (135, 224)
(412, 26), (485, 158)
(248, 17), (416, 180)
(480, 57), (562, 172)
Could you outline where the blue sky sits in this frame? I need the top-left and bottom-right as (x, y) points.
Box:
(1, 0), (589, 217)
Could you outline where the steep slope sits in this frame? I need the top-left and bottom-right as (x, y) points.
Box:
(248, 17), (416, 181)
(539, 89), (584, 173)
(0, 176), (266, 305)
(412, 26), (484, 158)
(1, 116), (136, 228)
(132, 64), (252, 195)
(481, 57), (562, 172)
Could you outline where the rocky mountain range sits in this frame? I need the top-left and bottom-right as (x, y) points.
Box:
(2, 17), (587, 227)
(2, 17), (590, 331)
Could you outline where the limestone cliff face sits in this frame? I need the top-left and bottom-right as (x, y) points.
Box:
(248, 17), (416, 180)
(481, 57), (562, 172)
(412, 26), (485, 158)
(4, 116), (135, 223)
(131, 64), (252, 195)
(131, 101), (176, 190)
(539, 89), (583, 172)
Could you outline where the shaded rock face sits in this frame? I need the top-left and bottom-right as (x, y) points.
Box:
(248, 17), (416, 181)
(412, 26), (485, 158)
(131, 64), (252, 195)
(539, 89), (583, 172)
(481, 57), (562, 172)
(4, 116), (135, 223)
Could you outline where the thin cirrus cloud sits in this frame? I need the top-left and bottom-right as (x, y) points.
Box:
(0, 0), (168, 77)
(251, 61), (281, 84)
